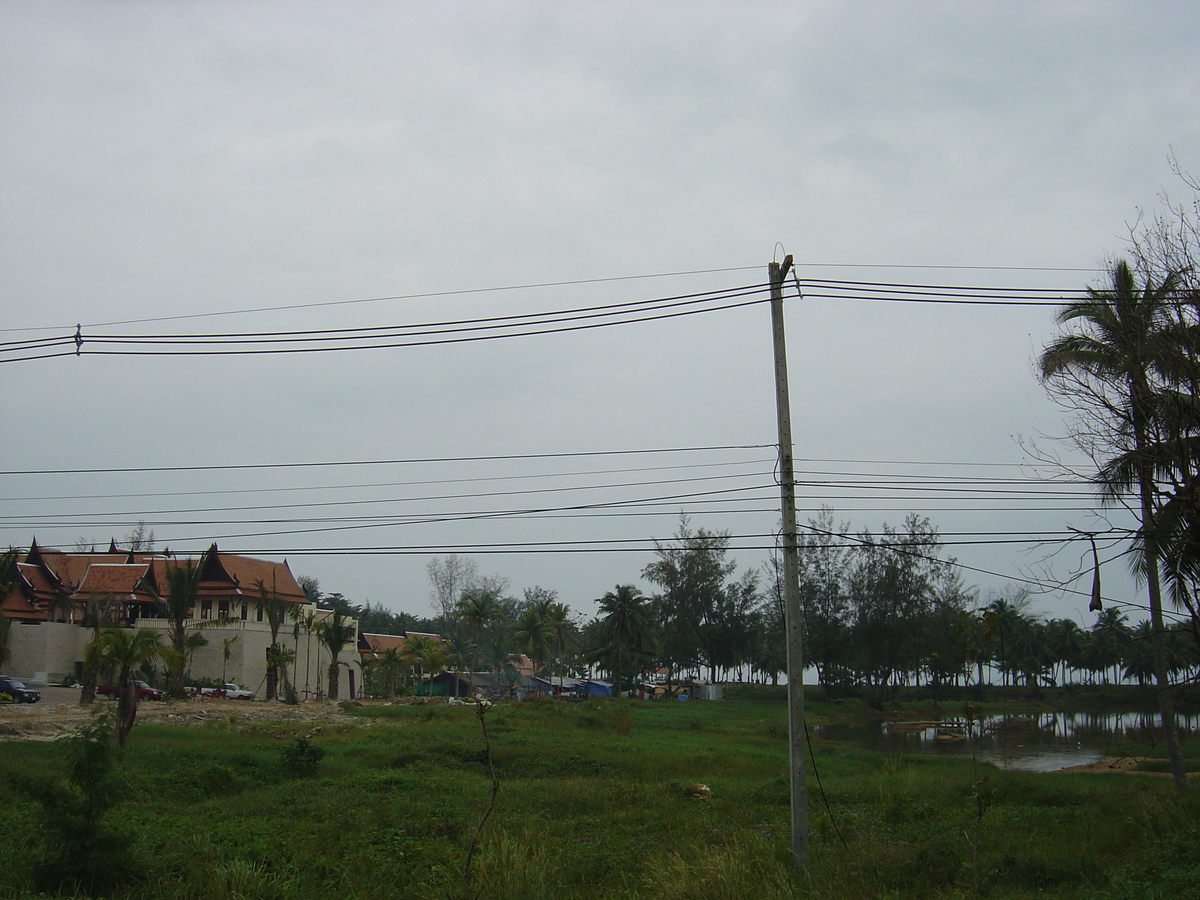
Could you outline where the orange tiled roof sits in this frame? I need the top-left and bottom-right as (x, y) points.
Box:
(3, 540), (314, 623)
(2, 585), (45, 621)
(358, 632), (444, 659)
(213, 554), (306, 603)
(76, 563), (151, 598)
(16, 562), (55, 597)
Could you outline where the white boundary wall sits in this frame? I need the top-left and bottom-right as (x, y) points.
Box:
(3, 617), (360, 699)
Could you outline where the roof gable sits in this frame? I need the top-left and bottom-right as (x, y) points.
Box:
(76, 563), (151, 597)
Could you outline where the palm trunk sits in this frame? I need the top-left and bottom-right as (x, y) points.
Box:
(1143, 499), (1190, 792)
(327, 658), (340, 701)
(1131, 385), (1190, 793)
(117, 674), (138, 747)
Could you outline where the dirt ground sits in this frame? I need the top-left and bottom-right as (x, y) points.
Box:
(0, 692), (369, 741)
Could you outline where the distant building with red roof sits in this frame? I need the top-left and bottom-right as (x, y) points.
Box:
(2, 539), (307, 626)
(2, 539), (359, 699)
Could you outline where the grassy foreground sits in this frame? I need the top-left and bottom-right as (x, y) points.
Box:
(0, 691), (1197, 899)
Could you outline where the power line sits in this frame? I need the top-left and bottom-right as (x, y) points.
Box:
(0, 265), (766, 333)
(0, 444), (774, 477)
(0, 282), (772, 362)
(0, 261), (1099, 336)
(0, 274), (1095, 364)
(0, 455), (780, 503)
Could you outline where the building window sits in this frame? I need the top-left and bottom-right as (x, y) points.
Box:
(201, 600), (211, 620)
(241, 602), (248, 620)
(256, 603), (263, 622)
(218, 600), (230, 619)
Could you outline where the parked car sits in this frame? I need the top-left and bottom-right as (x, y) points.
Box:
(97, 680), (164, 701)
(0, 675), (41, 703)
(199, 683), (254, 700)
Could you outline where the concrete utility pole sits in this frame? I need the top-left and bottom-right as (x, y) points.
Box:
(770, 254), (808, 870)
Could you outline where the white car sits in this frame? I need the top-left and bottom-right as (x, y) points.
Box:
(200, 683), (254, 700)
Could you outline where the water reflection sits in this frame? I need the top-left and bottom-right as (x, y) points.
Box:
(813, 712), (1200, 773)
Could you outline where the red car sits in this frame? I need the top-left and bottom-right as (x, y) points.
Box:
(97, 680), (164, 701)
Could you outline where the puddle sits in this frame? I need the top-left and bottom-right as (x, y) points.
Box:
(813, 711), (1200, 772)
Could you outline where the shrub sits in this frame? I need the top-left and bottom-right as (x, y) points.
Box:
(12, 716), (142, 895)
(280, 735), (325, 778)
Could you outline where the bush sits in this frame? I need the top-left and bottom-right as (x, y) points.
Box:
(280, 736), (324, 778)
(12, 717), (142, 895)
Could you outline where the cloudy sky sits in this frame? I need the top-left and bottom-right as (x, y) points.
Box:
(2, 1), (1199, 625)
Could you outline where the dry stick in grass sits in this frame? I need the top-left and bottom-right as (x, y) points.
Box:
(462, 701), (500, 897)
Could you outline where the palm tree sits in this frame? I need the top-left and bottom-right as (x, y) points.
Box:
(257, 579), (292, 701)
(140, 557), (206, 698)
(298, 609), (319, 698)
(404, 635), (447, 697)
(513, 606), (554, 685)
(1122, 620), (1157, 685)
(1045, 618), (1084, 686)
(79, 592), (120, 705)
(276, 646), (298, 703)
(376, 647), (405, 697)
(88, 627), (165, 746)
(221, 634), (239, 684)
(1092, 608), (1132, 685)
(1040, 260), (1190, 790)
(985, 596), (1029, 686)
(315, 608), (356, 701)
(456, 589), (501, 680)
(544, 601), (573, 693)
(596, 585), (650, 697)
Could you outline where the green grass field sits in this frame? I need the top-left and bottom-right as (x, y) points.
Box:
(1, 690), (1197, 899)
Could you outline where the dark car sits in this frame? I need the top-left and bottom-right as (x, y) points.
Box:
(0, 675), (40, 703)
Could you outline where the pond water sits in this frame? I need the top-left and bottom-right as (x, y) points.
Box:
(812, 711), (1200, 773)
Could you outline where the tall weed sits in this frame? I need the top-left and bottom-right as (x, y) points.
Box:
(637, 837), (796, 900)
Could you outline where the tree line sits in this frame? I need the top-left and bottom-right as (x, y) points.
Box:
(337, 509), (1197, 705)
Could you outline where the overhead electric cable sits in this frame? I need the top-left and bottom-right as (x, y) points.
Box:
(0, 444), (774, 477)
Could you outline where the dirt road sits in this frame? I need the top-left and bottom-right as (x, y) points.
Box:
(0, 694), (367, 741)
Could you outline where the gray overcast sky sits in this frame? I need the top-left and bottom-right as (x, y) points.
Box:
(3, 1), (1199, 625)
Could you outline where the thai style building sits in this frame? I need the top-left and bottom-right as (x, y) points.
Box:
(1, 539), (360, 699)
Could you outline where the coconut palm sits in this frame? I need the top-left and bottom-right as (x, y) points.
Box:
(596, 585), (650, 697)
(275, 646), (298, 703)
(512, 606), (555, 683)
(140, 557), (208, 698)
(77, 592), (120, 705)
(375, 647), (405, 697)
(315, 608), (356, 701)
(404, 635), (447, 697)
(140, 565), (194, 693)
(88, 627), (165, 746)
(1046, 618), (1084, 686)
(1040, 259), (1190, 790)
(456, 589), (501, 680)
(1122, 620), (1157, 685)
(256, 579), (293, 701)
(544, 601), (573, 692)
